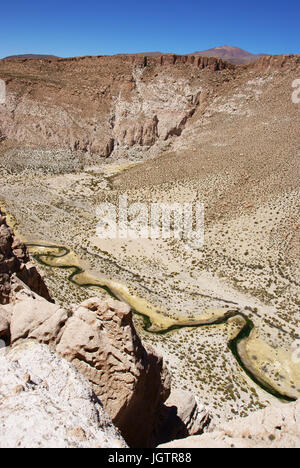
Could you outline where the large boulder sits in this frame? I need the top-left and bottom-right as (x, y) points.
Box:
(158, 398), (300, 448)
(4, 288), (171, 447)
(154, 389), (212, 445)
(55, 297), (171, 448)
(0, 341), (127, 448)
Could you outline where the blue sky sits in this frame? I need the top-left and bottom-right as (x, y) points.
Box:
(0, 0), (299, 58)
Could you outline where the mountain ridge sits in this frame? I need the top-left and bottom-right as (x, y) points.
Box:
(3, 54), (59, 60)
(193, 45), (268, 64)
(1, 46), (268, 64)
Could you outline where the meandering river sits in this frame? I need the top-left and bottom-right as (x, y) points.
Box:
(27, 242), (297, 402)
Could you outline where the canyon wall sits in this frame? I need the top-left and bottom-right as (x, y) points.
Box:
(0, 209), (52, 305)
(1, 53), (299, 164)
(0, 54), (233, 161)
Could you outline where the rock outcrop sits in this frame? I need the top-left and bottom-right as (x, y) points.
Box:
(251, 54), (300, 71)
(159, 398), (300, 448)
(0, 210), (52, 305)
(114, 114), (159, 147)
(0, 54), (233, 161)
(0, 216), (208, 448)
(1, 285), (171, 447)
(154, 389), (212, 446)
(0, 52), (299, 164)
(0, 341), (127, 448)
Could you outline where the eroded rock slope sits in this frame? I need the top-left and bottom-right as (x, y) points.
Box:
(0, 341), (127, 448)
(159, 397), (300, 448)
(0, 209), (52, 305)
(0, 54), (233, 161)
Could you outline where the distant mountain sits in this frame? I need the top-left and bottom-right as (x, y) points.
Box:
(193, 46), (267, 65)
(118, 47), (267, 64)
(115, 52), (163, 57)
(2, 48), (268, 64)
(3, 54), (58, 60)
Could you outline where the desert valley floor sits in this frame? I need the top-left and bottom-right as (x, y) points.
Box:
(0, 53), (299, 424)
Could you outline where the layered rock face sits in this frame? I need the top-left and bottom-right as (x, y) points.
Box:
(252, 54), (300, 71)
(0, 210), (52, 305)
(0, 341), (127, 448)
(1, 53), (297, 163)
(159, 398), (300, 448)
(0, 54), (233, 161)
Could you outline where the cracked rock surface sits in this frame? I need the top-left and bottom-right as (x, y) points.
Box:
(1, 285), (171, 447)
(0, 341), (127, 448)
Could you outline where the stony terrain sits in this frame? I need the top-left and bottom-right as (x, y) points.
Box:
(0, 53), (231, 161)
(159, 397), (300, 448)
(0, 221), (298, 448)
(0, 220), (212, 447)
(0, 341), (127, 448)
(0, 52), (299, 444)
(0, 209), (52, 305)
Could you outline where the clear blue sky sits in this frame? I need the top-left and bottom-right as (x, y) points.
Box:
(0, 0), (299, 58)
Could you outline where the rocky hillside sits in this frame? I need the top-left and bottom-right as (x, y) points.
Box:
(0, 52), (299, 448)
(1, 53), (298, 165)
(193, 45), (266, 64)
(0, 216), (212, 448)
(0, 54), (232, 161)
(0, 203), (299, 448)
(0, 210), (52, 305)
